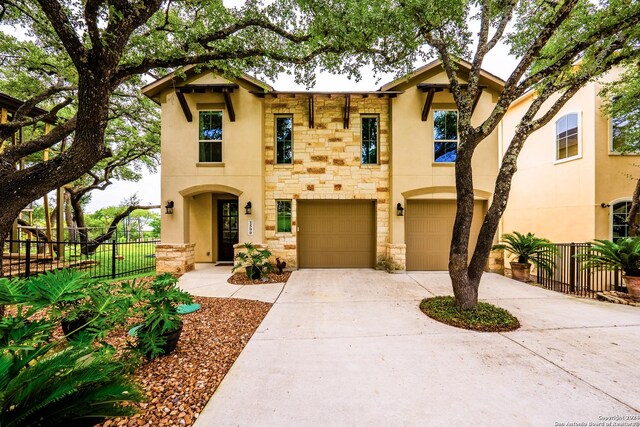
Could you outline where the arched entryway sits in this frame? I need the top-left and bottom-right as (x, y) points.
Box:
(179, 185), (243, 263)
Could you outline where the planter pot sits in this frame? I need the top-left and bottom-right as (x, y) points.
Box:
(623, 276), (640, 301)
(245, 266), (261, 280)
(61, 314), (93, 339)
(510, 262), (532, 282)
(139, 321), (183, 358)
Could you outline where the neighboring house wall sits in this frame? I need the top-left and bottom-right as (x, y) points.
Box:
(501, 68), (637, 244)
(263, 96), (390, 267)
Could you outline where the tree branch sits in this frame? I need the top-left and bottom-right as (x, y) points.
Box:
(35, 0), (87, 67)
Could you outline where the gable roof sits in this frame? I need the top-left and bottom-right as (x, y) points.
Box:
(141, 65), (274, 103)
(380, 59), (505, 92)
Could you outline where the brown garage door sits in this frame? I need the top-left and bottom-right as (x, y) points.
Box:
(297, 200), (376, 268)
(406, 199), (485, 271)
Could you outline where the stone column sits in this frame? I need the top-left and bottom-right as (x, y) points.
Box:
(156, 243), (196, 275)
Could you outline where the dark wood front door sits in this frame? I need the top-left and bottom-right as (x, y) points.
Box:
(217, 200), (239, 261)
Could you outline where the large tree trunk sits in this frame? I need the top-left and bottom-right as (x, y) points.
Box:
(627, 177), (640, 236)
(450, 131), (530, 309)
(0, 76), (114, 273)
(63, 190), (77, 241)
(69, 190), (89, 245)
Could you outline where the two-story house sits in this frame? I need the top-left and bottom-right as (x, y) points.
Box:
(501, 67), (637, 244)
(142, 60), (505, 274)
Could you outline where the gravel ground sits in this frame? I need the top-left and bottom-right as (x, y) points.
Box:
(227, 271), (291, 285)
(100, 296), (272, 427)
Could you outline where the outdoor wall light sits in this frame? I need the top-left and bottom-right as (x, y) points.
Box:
(396, 203), (404, 217)
(165, 200), (174, 215)
(601, 203), (611, 208)
(244, 201), (252, 215)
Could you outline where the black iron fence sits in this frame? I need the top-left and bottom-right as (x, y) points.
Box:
(536, 242), (626, 298)
(2, 237), (158, 280)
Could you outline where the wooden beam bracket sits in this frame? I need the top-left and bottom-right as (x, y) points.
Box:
(421, 89), (436, 122)
(222, 88), (236, 122)
(343, 95), (351, 129)
(308, 95), (315, 128)
(175, 91), (192, 122)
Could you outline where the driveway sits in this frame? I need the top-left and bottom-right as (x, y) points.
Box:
(190, 269), (640, 426)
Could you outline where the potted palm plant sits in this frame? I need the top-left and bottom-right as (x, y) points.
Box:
(575, 238), (640, 300)
(492, 232), (557, 282)
(232, 243), (274, 280)
(126, 273), (194, 359)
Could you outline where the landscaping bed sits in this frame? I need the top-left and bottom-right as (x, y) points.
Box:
(420, 296), (520, 332)
(99, 295), (272, 427)
(227, 271), (291, 285)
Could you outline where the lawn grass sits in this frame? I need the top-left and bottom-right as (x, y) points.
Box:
(420, 296), (520, 332)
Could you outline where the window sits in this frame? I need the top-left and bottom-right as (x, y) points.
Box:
(555, 113), (580, 161)
(199, 111), (223, 162)
(433, 110), (458, 163)
(276, 116), (293, 164)
(276, 200), (292, 233)
(361, 116), (378, 164)
(612, 200), (638, 242)
(610, 114), (629, 153)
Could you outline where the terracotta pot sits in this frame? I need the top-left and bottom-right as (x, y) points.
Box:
(510, 262), (531, 282)
(623, 276), (640, 301)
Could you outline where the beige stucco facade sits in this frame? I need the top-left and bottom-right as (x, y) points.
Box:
(144, 61), (506, 274)
(501, 68), (637, 244)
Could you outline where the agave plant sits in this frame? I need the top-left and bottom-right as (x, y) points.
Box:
(492, 231), (557, 275)
(575, 238), (640, 276)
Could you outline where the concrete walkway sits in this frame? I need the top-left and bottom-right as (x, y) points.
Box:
(186, 269), (640, 426)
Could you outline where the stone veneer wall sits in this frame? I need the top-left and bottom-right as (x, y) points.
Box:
(488, 249), (505, 275)
(156, 243), (196, 275)
(263, 95), (390, 267)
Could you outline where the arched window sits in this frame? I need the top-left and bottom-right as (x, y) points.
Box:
(555, 113), (580, 162)
(612, 200), (638, 242)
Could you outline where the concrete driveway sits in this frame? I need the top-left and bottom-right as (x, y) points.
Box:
(191, 269), (640, 426)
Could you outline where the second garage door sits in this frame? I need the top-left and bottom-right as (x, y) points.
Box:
(406, 199), (485, 271)
(297, 200), (375, 268)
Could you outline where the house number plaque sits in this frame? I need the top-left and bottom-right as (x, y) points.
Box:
(248, 220), (254, 236)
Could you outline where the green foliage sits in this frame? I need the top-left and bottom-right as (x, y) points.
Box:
(0, 345), (143, 427)
(576, 238), (640, 277)
(601, 66), (640, 153)
(420, 296), (520, 332)
(124, 274), (193, 359)
(493, 232), (557, 275)
(232, 243), (274, 279)
(0, 271), (143, 426)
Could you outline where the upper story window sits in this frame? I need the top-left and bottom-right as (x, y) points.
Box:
(276, 116), (293, 164)
(434, 110), (458, 163)
(277, 200), (292, 232)
(612, 200), (638, 242)
(610, 114), (629, 153)
(199, 111), (223, 162)
(361, 116), (378, 164)
(555, 113), (580, 162)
